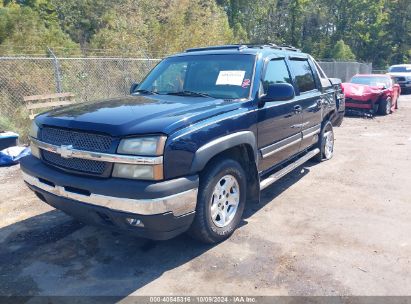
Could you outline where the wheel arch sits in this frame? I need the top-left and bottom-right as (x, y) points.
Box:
(323, 109), (336, 125)
(190, 131), (260, 204)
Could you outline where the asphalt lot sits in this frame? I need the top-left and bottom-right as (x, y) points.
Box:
(1, 94), (411, 297)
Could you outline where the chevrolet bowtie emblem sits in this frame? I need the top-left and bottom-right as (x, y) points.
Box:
(58, 145), (74, 159)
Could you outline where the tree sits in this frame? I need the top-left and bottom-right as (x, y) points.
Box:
(0, 0), (410, 67)
(330, 40), (355, 60)
(90, 0), (234, 57)
(51, 0), (112, 48)
(0, 2), (79, 55)
(386, 0), (411, 64)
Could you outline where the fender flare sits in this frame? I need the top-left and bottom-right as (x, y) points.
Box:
(190, 131), (258, 173)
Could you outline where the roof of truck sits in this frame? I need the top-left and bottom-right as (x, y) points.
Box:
(389, 64), (411, 68)
(168, 44), (309, 58)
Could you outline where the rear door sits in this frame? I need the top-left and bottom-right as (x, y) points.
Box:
(257, 57), (303, 173)
(287, 57), (323, 152)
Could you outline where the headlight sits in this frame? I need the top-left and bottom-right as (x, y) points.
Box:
(115, 136), (166, 180)
(29, 121), (39, 138)
(117, 136), (166, 156)
(113, 164), (163, 180)
(29, 121), (40, 158)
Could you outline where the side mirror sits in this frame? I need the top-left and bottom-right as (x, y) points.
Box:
(130, 82), (139, 94)
(260, 83), (295, 103)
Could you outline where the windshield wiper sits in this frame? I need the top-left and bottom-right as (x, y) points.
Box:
(165, 90), (213, 98)
(134, 89), (158, 95)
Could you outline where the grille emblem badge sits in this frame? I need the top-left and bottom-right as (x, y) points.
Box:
(58, 145), (74, 159)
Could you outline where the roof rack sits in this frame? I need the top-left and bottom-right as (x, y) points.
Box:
(184, 44), (301, 53)
(185, 45), (247, 52)
(268, 43), (301, 52)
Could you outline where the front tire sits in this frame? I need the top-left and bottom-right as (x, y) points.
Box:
(314, 120), (334, 162)
(378, 97), (391, 115)
(188, 158), (246, 244)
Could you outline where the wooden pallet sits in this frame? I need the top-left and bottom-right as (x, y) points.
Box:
(24, 92), (75, 119)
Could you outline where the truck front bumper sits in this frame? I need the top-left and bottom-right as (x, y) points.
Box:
(398, 81), (411, 89)
(20, 155), (199, 240)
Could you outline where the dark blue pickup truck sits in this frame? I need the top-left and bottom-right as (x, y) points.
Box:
(21, 44), (345, 243)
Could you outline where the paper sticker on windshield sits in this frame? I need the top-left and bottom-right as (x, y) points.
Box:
(216, 70), (245, 86)
(241, 79), (251, 88)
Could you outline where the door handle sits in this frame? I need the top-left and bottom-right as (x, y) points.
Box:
(294, 105), (302, 113)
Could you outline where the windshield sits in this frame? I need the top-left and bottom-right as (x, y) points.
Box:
(137, 54), (255, 99)
(389, 66), (411, 73)
(351, 76), (391, 87)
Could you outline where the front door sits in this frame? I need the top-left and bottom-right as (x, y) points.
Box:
(257, 58), (303, 173)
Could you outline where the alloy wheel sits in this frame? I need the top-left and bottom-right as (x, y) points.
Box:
(210, 174), (240, 228)
(324, 130), (334, 159)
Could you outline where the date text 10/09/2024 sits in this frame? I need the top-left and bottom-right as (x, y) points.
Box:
(149, 297), (257, 303)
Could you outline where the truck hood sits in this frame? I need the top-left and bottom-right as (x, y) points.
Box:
(36, 95), (242, 137)
(341, 83), (384, 99)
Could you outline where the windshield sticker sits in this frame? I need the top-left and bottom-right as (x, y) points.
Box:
(216, 70), (245, 86)
(241, 79), (251, 88)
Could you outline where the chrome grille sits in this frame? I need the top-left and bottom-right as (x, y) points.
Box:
(42, 150), (108, 175)
(40, 127), (113, 176)
(41, 127), (112, 152)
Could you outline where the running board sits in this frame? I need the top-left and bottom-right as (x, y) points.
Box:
(260, 148), (320, 190)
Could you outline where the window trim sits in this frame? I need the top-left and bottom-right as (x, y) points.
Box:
(287, 57), (319, 95)
(260, 56), (293, 98)
(309, 56), (331, 90)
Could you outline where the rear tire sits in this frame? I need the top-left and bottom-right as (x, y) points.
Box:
(188, 158), (246, 244)
(378, 97), (391, 115)
(314, 120), (334, 162)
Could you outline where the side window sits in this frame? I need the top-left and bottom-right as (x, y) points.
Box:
(312, 58), (331, 88)
(289, 59), (317, 93)
(262, 59), (292, 93)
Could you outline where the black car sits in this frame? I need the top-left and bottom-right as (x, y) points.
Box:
(21, 44), (345, 243)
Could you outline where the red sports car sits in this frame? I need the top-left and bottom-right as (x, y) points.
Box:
(342, 74), (401, 115)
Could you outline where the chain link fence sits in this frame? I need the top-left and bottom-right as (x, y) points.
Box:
(0, 56), (160, 140)
(318, 61), (373, 82)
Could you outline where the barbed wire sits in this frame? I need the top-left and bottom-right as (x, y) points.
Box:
(0, 45), (174, 58)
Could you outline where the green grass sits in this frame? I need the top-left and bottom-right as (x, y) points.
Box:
(0, 107), (30, 145)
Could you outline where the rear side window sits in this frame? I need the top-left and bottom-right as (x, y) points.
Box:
(262, 59), (292, 92)
(289, 59), (317, 93)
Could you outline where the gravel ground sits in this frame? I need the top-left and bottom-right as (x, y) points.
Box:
(1, 94), (410, 297)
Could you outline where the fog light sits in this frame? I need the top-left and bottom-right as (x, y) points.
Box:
(126, 217), (144, 227)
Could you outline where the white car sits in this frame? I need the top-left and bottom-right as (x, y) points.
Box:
(388, 64), (411, 92)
